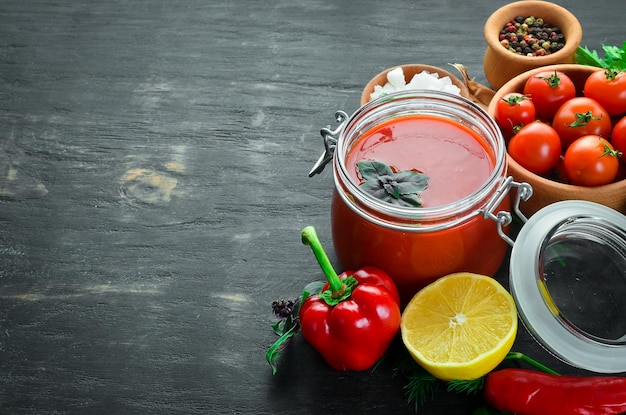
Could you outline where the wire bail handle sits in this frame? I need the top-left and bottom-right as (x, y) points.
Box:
(308, 110), (349, 177)
(482, 176), (534, 247)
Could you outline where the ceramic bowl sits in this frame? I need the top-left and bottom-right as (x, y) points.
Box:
(483, 1), (583, 89)
(360, 64), (470, 106)
(487, 64), (626, 217)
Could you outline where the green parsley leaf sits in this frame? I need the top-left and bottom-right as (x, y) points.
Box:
(576, 41), (626, 71)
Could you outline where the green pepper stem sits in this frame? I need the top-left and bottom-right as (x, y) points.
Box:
(505, 352), (560, 376)
(301, 226), (343, 293)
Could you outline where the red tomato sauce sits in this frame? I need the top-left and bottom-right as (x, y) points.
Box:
(344, 115), (494, 206)
(332, 115), (509, 303)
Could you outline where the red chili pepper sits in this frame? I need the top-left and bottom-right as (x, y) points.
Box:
(298, 226), (401, 371)
(485, 368), (626, 415)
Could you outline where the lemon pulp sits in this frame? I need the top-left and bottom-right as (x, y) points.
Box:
(401, 272), (518, 381)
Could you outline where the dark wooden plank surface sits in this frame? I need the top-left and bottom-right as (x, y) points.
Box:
(1, 1), (624, 414)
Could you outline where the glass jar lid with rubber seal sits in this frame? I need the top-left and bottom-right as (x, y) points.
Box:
(510, 200), (626, 373)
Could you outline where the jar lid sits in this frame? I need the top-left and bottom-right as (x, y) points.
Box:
(510, 200), (626, 373)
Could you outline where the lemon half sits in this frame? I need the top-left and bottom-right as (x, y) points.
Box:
(401, 272), (518, 381)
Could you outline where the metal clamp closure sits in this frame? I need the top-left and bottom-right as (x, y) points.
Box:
(308, 110), (349, 177)
(481, 176), (533, 247)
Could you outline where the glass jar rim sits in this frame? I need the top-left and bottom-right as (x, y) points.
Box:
(334, 90), (507, 225)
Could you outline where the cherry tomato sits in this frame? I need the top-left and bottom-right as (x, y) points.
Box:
(508, 121), (562, 175)
(617, 163), (626, 181)
(610, 116), (626, 164)
(583, 69), (626, 116)
(552, 97), (612, 150)
(495, 93), (536, 138)
(549, 156), (568, 183)
(563, 135), (620, 186)
(523, 71), (576, 120)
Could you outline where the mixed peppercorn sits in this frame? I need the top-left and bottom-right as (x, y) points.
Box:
(500, 16), (565, 56)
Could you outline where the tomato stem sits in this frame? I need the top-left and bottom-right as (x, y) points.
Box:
(568, 110), (601, 127)
(502, 93), (531, 106)
(601, 142), (622, 159)
(536, 71), (562, 87)
(605, 68), (620, 81)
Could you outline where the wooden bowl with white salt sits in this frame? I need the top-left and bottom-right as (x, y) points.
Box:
(360, 64), (471, 107)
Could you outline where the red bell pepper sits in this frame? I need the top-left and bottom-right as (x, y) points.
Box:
(298, 226), (401, 371)
(485, 368), (626, 415)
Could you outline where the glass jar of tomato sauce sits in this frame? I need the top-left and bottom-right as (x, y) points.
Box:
(310, 91), (531, 303)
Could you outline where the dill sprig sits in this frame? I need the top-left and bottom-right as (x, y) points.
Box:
(447, 377), (485, 395)
(405, 371), (441, 411)
(392, 353), (442, 411)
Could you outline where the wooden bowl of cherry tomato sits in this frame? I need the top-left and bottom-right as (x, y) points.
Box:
(488, 63), (626, 217)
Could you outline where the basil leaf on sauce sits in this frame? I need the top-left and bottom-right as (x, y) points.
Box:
(357, 160), (429, 207)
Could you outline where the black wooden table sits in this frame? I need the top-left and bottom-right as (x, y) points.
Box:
(1, 1), (625, 413)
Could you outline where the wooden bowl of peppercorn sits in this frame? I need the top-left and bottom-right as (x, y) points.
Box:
(483, 0), (583, 89)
